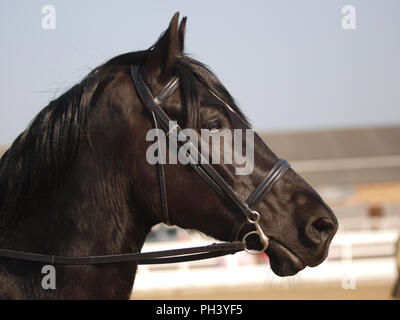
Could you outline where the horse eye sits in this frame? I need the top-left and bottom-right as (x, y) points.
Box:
(204, 119), (222, 131)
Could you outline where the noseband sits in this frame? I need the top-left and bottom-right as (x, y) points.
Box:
(130, 65), (290, 254)
(0, 65), (290, 266)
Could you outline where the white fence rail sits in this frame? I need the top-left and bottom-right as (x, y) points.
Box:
(134, 229), (399, 292)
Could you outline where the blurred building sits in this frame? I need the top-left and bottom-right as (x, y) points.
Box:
(261, 124), (400, 186)
(260, 125), (400, 232)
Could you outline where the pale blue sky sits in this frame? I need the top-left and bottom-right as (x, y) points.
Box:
(0, 0), (399, 145)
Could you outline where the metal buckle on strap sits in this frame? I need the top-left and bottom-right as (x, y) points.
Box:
(242, 211), (269, 255)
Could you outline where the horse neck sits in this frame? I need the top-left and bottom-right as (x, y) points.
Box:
(1, 142), (152, 258)
(0, 129), (158, 298)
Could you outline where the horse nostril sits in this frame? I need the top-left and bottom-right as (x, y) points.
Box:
(305, 217), (336, 245)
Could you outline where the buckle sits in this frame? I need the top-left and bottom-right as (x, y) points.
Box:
(242, 211), (269, 255)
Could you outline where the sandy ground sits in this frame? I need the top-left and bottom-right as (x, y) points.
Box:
(131, 280), (397, 300)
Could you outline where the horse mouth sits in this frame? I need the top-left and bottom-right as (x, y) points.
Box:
(266, 238), (307, 277)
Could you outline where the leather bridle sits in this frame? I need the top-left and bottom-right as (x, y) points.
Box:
(130, 65), (291, 254)
(0, 65), (290, 265)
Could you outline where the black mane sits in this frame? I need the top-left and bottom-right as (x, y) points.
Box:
(0, 75), (92, 234)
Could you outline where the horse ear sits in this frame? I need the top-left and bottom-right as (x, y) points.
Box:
(143, 12), (180, 82)
(178, 16), (187, 53)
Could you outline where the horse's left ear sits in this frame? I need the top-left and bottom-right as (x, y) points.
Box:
(143, 12), (180, 82)
(178, 16), (187, 53)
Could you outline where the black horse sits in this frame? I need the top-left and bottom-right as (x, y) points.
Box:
(0, 13), (337, 299)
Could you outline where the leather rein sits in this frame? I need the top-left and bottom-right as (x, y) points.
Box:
(0, 65), (290, 265)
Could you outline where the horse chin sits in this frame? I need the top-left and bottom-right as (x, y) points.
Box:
(266, 238), (307, 277)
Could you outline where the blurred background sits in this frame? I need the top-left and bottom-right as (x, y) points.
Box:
(1, 0), (399, 299)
